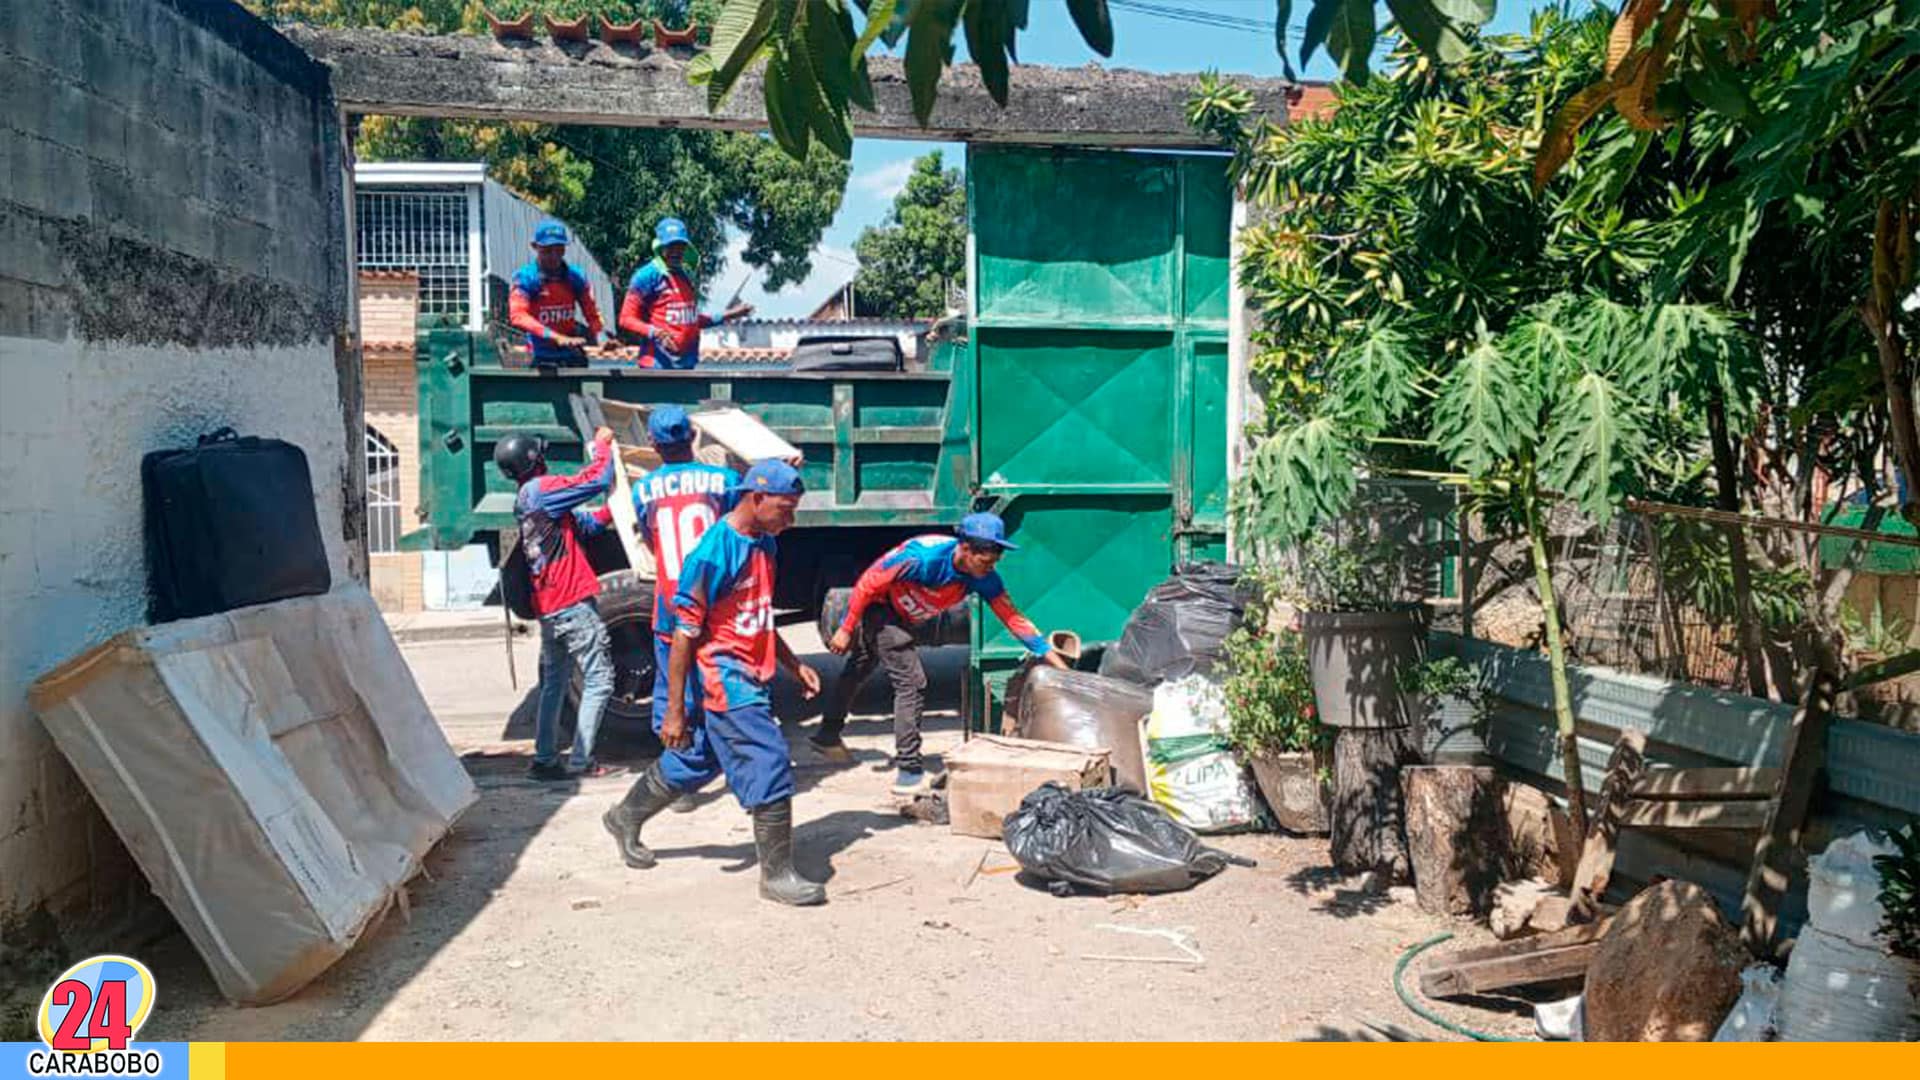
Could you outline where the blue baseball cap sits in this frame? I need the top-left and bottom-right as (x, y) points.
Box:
(647, 405), (694, 447)
(532, 220), (569, 247)
(654, 217), (691, 249)
(957, 512), (1017, 551)
(735, 458), (804, 497)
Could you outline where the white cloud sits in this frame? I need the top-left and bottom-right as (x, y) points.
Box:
(851, 158), (916, 201)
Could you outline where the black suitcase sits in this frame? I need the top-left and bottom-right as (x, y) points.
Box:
(788, 335), (904, 372)
(142, 428), (332, 623)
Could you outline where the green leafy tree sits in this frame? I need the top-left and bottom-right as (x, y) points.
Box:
(849, 152), (965, 318)
(1195, 11), (1766, 839)
(251, 1), (848, 290)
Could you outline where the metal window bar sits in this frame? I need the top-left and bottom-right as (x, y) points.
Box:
(355, 188), (471, 323)
(366, 426), (402, 554)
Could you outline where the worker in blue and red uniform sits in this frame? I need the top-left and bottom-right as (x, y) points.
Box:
(617, 217), (753, 370)
(814, 513), (1070, 794)
(494, 424), (620, 781)
(509, 221), (604, 365)
(602, 459), (828, 906)
(589, 404), (738, 812)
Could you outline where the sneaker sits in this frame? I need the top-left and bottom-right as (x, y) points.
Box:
(807, 735), (853, 764)
(526, 761), (570, 782)
(890, 768), (933, 796)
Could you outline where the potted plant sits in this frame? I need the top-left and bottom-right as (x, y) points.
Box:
(1286, 533), (1427, 732)
(598, 0), (648, 45)
(1401, 654), (1495, 765)
(1222, 605), (1331, 834)
(484, 3), (538, 41)
(543, 0), (595, 42)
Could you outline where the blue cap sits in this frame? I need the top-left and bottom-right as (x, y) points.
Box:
(532, 220), (569, 247)
(654, 217), (691, 249)
(647, 405), (694, 447)
(957, 512), (1017, 551)
(735, 458), (804, 497)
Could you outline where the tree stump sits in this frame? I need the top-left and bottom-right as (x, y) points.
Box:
(1329, 724), (1421, 882)
(1401, 765), (1508, 915)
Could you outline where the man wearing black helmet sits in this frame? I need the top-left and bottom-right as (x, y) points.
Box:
(495, 425), (620, 781)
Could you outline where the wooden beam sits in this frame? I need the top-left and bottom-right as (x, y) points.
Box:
(1741, 667), (1837, 957)
(1572, 728), (1647, 918)
(1419, 921), (1614, 998)
(1631, 767), (1780, 801)
(1445, 917), (1614, 966)
(287, 27), (1305, 147)
(1617, 799), (1772, 830)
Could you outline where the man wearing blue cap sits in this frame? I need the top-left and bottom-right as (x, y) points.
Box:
(602, 458), (829, 906)
(617, 217), (753, 370)
(816, 512), (1070, 794)
(589, 405), (738, 811)
(509, 221), (604, 365)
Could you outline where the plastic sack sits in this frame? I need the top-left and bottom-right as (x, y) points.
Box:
(1001, 782), (1253, 895)
(1775, 831), (1920, 1042)
(1713, 965), (1782, 1042)
(1099, 563), (1250, 687)
(1012, 666), (1154, 793)
(1535, 995), (1585, 1041)
(1144, 676), (1266, 833)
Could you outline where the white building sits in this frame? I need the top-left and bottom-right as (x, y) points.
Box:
(353, 162), (618, 611)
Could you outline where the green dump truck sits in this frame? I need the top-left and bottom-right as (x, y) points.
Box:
(403, 147), (1239, 729)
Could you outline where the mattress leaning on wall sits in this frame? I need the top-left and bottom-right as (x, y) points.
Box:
(29, 587), (478, 1005)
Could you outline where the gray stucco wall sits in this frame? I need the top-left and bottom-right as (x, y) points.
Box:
(0, 0), (358, 950)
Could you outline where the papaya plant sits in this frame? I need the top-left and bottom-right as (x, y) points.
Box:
(1238, 296), (1755, 841)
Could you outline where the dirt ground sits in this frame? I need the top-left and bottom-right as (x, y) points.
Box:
(138, 623), (1544, 1042)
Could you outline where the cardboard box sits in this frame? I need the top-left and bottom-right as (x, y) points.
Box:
(945, 734), (1112, 839)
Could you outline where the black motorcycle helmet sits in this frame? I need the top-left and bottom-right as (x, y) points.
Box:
(493, 433), (547, 483)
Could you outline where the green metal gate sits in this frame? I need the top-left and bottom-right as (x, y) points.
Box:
(965, 147), (1233, 726)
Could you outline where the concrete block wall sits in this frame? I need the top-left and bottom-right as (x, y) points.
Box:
(0, 0), (357, 946)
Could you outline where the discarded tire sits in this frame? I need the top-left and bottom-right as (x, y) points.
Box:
(567, 570), (662, 749)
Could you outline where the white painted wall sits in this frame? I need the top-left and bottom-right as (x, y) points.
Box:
(0, 334), (352, 921)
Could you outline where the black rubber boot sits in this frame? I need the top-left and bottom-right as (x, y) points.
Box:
(601, 762), (679, 869)
(751, 799), (826, 906)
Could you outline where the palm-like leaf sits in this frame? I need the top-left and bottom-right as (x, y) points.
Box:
(1541, 370), (1644, 522)
(1326, 319), (1424, 436)
(1433, 337), (1538, 478)
(1232, 416), (1358, 548)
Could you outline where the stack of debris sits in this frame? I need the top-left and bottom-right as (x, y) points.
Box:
(944, 563), (1264, 896)
(1407, 668), (1920, 1041)
(30, 428), (476, 1004)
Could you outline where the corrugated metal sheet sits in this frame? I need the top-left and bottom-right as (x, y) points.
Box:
(1434, 632), (1920, 924)
(480, 178), (617, 323)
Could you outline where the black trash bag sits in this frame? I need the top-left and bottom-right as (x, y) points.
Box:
(1098, 562), (1252, 687)
(1002, 783), (1254, 896)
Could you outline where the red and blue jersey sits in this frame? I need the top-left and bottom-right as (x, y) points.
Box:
(841, 534), (1050, 655)
(619, 259), (711, 369)
(632, 461), (738, 638)
(513, 436), (612, 617)
(672, 519), (780, 712)
(509, 262), (604, 361)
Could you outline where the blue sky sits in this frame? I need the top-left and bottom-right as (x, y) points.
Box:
(732, 0), (1567, 317)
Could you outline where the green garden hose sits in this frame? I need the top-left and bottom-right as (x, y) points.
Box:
(1393, 932), (1533, 1042)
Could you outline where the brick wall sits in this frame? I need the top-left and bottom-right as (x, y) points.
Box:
(365, 349), (424, 612)
(0, 0), (352, 950)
